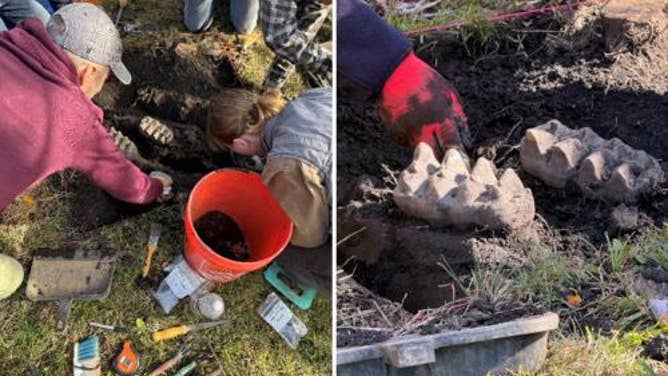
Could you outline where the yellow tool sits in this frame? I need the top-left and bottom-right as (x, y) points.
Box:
(152, 321), (228, 342)
(115, 0), (128, 26)
(142, 223), (162, 278)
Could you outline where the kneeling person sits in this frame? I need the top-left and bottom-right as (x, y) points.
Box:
(207, 88), (331, 294)
(0, 4), (171, 212)
(207, 88), (331, 249)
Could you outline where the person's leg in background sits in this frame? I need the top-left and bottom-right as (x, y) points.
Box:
(183, 0), (214, 32)
(261, 0), (331, 90)
(0, 0), (51, 30)
(48, 0), (70, 11)
(34, 0), (53, 14)
(230, 0), (258, 34)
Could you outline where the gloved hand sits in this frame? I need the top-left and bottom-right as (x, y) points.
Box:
(377, 52), (470, 158)
(150, 171), (173, 201)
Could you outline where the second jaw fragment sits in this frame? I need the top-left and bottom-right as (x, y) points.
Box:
(520, 120), (663, 204)
(393, 143), (535, 230)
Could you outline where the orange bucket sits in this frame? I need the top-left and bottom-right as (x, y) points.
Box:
(183, 170), (293, 282)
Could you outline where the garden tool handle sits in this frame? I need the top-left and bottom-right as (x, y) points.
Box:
(146, 351), (185, 376)
(152, 325), (189, 342)
(141, 244), (157, 278)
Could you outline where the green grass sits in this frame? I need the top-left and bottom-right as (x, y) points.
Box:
(0, 195), (331, 375)
(514, 327), (666, 376)
(635, 226), (668, 270)
(383, 0), (565, 57)
(439, 224), (668, 374)
(0, 1), (329, 374)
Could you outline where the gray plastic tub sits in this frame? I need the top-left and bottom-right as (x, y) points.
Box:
(337, 312), (559, 376)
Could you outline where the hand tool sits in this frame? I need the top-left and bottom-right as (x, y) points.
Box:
(73, 335), (100, 376)
(26, 247), (115, 332)
(89, 322), (127, 333)
(146, 350), (187, 376)
(152, 321), (228, 342)
(173, 361), (197, 376)
(115, 0), (127, 26)
(112, 340), (140, 375)
(142, 223), (162, 278)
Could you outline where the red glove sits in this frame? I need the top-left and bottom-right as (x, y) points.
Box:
(377, 52), (470, 157)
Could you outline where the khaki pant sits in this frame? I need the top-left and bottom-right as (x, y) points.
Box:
(262, 157), (329, 248)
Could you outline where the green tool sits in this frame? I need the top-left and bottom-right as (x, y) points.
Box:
(173, 361), (197, 376)
(263, 262), (317, 310)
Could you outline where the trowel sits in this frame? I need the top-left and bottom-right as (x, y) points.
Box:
(25, 247), (115, 332)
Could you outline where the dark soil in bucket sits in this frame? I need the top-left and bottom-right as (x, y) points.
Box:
(195, 211), (250, 261)
(337, 7), (668, 347)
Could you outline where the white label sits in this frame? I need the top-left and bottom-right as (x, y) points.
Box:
(264, 300), (293, 330)
(165, 261), (206, 298)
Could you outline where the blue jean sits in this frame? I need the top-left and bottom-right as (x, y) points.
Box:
(0, 0), (50, 31)
(183, 0), (259, 33)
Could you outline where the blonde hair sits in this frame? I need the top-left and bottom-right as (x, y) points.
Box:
(206, 89), (285, 152)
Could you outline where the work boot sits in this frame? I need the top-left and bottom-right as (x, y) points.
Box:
(0, 254), (24, 300)
(275, 240), (331, 297)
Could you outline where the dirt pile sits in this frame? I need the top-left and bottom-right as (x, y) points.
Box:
(194, 211), (249, 261)
(394, 144), (535, 230)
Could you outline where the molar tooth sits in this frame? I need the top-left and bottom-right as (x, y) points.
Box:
(606, 163), (635, 197)
(442, 148), (470, 176)
(412, 143), (440, 174)
(455, 179), (485, 205)
(546, 138), (586, 187)
(523, 128), (557, 156)
(578, 150), (607, 189)
(470, 158), (498, 185)
(498, 169), (525, 194)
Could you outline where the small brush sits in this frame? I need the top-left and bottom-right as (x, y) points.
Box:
(73, 335), (101, 376)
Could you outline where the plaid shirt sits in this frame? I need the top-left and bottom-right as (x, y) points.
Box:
(260, 0), (331, 82)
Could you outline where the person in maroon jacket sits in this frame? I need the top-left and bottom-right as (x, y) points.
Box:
(0, 3), (172, 212)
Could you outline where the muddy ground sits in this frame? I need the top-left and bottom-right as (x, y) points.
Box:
(337, 8), (668, 347)
(35, 32), (253, 231)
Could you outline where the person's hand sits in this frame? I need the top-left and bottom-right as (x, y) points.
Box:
(150, 171), (173, 201)
(377, 52), (470, 158)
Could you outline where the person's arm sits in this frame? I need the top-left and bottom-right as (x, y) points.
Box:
(337, 0), (469, 157)
(337, 0), (412, 96)
(260, 0), (330, 75)
(71, 120), (163, 205)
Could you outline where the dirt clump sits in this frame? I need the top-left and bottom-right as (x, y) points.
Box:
(195, 211), (250, 261)
(643, 334), (668, 361)
(610, 204), (639, 232)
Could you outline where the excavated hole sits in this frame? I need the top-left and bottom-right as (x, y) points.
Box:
(338, 14), (668, 346)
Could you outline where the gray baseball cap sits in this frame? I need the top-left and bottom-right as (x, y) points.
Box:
(46, 3), (131, 85)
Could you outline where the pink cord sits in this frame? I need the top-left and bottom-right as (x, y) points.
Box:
(405, 0), (606, 36)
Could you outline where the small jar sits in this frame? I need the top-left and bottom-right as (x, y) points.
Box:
(191, 292), (225, 320)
